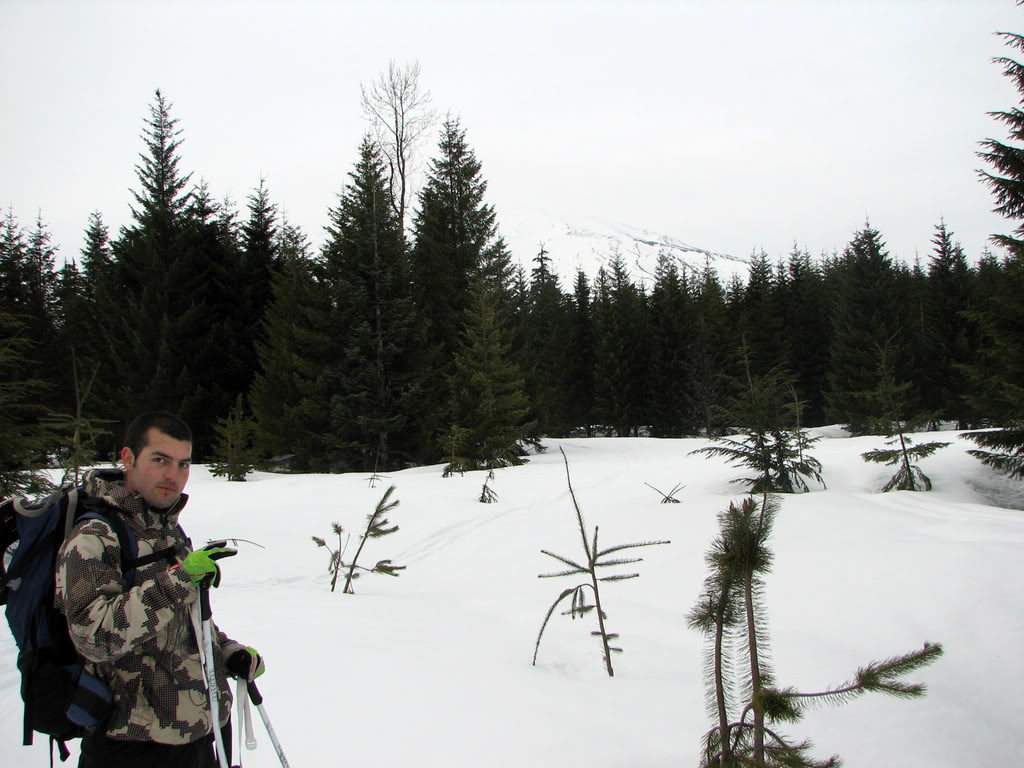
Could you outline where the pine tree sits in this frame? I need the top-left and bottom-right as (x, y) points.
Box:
(860, 343), (951, 491)
(564, 268), (596, 436)
(0, 309), (54, 496)
(647, 254), (695, 436)
(779, 246), (830, 426)
(962, 30), (1024, 479)
(522, 245), (568, 436)
(321, 136), (426, 472)
(826, 223), (906, 434)
(249, 220), (336, 472)
(688, 494), (942, 767)
(105, 90), (196, 438)
(737, 250), (788, 378)
(410, 117), (510, 458)
(690, 354), (824, 494)
(209, 393), (258, 481)
(238, 177), (279, 385)
(921, 221), (976, 428)
(592, 254), (648, 437)
(690, 261), (732, 437)
(444, 278), (535, 473)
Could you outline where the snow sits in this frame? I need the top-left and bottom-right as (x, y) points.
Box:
(3, 430), (1022, 767)
(500, 209), (753, 290)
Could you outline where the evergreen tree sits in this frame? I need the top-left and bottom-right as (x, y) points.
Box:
(0, 207), (29, 310)
(860, 343), (951, 492)
(962, 30), (1024, 478)
(592, 254), (648, 436)
(691, 355), (823, 494)
(737, 250), (788, 378)
(444, 278), (535, 472)
(105, 89), (196, 439)
(0, 309), (54, 496)
(690, 261), (732, 437)
(826, 223), (906, 434)
(209, 393), (258, 481)
(522, 245), (568, 436)
(410, 116), (509, 457)
(321, 136), (427, 472)
(564, 268), (596, 436)
(922, 221), (976, 428)
(779, 246), (830, 426)
(249, 220), (336, 472)
(239, 177), (279, 384)
(647, 253), (694, 436)
(688, 494), (942, 768)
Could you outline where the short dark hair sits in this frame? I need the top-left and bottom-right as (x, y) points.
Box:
(123, 412), (192, 457)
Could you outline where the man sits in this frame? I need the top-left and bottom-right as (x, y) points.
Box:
(55, 412), (265, 767)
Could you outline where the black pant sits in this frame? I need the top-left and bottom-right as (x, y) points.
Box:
(78, 722), (232, 768)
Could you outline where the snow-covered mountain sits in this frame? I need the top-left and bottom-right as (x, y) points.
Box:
(500, 209), (754, 289)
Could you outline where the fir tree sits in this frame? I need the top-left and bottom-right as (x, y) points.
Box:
(564, 268), (596, 436)
(592, 253), (648, 437)
(0, 309), (54, 496)
(691, 354), (824, 494)
(444, 278), (535, 473)
(779, 246), (830, 426)
(249, 220), (336, 472)
(961, 29), (1024, 479)
(826, 223), (907, 434)
(209, 393), (258, 481)
(322, 136), (427, 472)
(521, 245), (568, 436)
(860, 343), (951, 491)
(690, 261), (732, 437)
(647, 253), (695, 436)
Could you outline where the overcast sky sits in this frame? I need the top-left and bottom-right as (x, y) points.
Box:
(3, 0), (1021, 272)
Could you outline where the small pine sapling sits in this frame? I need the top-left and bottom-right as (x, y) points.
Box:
(688, 494), (943, 767)
(209, 393), (259, 481)
(442, 425), (472, 477)
(690, 360), (824, 494)
(40, 351), (114, 485)
(860, 343), (950, 491)
(479, 470), (498, 503)
(533, 448), (669, 677)
(644, 481), (684, 503)
(366, 450), (390, 488)
(341, 485), (406, 594)
(312, 522), (349, 592)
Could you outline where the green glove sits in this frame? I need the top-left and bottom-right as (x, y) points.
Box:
(180, 543), (237, 588)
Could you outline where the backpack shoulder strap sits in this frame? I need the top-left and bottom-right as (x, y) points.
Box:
(75, 503), (177, 588)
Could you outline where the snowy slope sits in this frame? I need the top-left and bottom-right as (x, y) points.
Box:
(2, 431), (1022, 767)
(501, 209), (753, 289)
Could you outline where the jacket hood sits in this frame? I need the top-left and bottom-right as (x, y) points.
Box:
(81, 467), (189, 525)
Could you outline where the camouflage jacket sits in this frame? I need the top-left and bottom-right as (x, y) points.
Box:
(54, 468), (244, 744)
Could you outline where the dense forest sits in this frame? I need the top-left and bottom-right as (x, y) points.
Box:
(2, 42), (1023, 492)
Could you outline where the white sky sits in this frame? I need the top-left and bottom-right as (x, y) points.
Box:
(2, 0), (1021, 269)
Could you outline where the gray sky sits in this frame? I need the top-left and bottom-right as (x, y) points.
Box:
(2, 0), (1021, 272)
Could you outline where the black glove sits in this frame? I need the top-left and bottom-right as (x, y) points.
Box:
(226, 647), (266, 681)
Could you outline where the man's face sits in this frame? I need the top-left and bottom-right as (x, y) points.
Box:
(121, 427), (192, 509)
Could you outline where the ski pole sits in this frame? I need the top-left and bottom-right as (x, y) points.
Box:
(200, 586), (231, 768)
(247, 680), (291, 768)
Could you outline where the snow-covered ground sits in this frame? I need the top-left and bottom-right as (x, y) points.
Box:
(3, 429), (1022, 767)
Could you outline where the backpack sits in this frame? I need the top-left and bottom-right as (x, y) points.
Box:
(0, 484), (175, 762)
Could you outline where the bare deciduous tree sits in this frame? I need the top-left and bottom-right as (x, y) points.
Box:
(360, 60), (436, 238)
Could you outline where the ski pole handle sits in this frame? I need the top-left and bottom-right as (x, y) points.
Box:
(200, 583), (213, 621)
